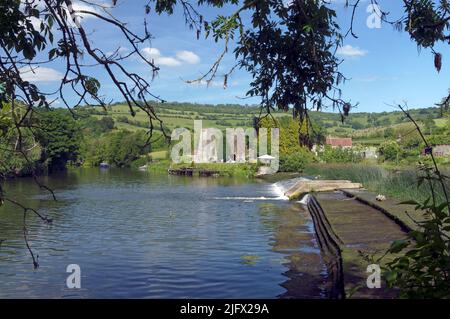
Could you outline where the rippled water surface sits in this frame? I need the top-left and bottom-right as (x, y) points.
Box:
(0, 168), (326, 298)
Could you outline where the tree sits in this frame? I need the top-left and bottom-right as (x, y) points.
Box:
(351, 121), (365, 130)
(384, 127), (395, 138)
(99, 117), (115, 131)
(34, 109), (81, 172)
(0, 103), (42, 177)
(104, 130), (150, 167)
(422, 116), (437, 134)
(378, 140), (402, 162)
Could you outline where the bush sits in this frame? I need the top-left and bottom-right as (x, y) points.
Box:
(351, 121), (365, 130)
(384, 127), (395, 138)
(317, 145), (363, 163)
(378, 140), (402, 162)
(116, 116), (129, 124)
(279, 150), (315, 172)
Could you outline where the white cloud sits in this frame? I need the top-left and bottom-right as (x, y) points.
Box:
(141, 48), (181, 66)
(141, 48), (200, 67)
(19, 66), (63, 82)
(156, 56), (182, 67)
(68, 1), (113, 27)
(188, 79), (224, 88)
(22, 0), (110, 30)
(71, 1), (112, 18)
(336, 45), (368, 57)
(176, 50), (200, 64)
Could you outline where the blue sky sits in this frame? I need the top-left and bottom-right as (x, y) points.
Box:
(23, 0), (450, 113)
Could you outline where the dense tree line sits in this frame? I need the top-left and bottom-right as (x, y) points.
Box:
(0, 107), (80, 177)
(0, 106), (165, 177)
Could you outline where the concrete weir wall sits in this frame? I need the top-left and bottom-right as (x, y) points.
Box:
(304, 191), (407, 299)
(307, 196), (346, 299)
(285, 180), (362, 200)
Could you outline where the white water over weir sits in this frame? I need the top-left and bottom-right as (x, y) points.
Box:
(212, 177), (311, 201)
(272, 177), (311, 201)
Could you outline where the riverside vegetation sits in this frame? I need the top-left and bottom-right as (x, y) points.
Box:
(1, 101), (449, 180)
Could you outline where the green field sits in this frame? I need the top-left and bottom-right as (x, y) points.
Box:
(82, 102), (446, 148)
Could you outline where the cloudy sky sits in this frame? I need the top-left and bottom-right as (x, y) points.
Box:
(26, 0), (450, 113)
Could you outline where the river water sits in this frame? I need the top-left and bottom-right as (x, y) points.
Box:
(0, 168), (327, 298)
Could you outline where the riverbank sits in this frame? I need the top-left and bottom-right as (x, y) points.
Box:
(303, 163), (450, 203)
(147, 160), (259, 178)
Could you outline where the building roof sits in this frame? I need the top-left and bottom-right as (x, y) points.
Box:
(325, 137), (353, 147)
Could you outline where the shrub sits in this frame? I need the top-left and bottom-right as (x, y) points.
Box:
(378, 140), (402, 161)
(279, 150), (315, 172)
(116, 116), (129, 124)
(317, 145), (363, 163)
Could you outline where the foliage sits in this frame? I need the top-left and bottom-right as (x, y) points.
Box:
(1, 107), (79, 175)
(317, 145), (362, 163)
(384, 127), (395, 138)
(279, 150), (315, 172)
(34, 109), (81, 172)
(0, 125), (41, 177)
(405, 0), (449, 48)
(369, 163), (450, 298)
(81, 130), (151, 168)
(233, 0), (350, 133)
(259, 116), (324, 155)
(378, 140), (402, 162)
(304, 163), (450, 204)
(361, 106), (450, 298)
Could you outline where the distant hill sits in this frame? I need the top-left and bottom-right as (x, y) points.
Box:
(80, 102), (445, 146)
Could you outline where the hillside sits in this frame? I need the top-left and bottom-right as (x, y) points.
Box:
(80, 102), (445, 147)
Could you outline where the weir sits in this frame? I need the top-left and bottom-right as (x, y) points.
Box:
(274, 177), (409, 298)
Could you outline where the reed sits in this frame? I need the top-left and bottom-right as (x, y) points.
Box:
(303, 163), (450, 203)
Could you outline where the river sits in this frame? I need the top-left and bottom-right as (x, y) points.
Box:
(0, 168), (327, 298)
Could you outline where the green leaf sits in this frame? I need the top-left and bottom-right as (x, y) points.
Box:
(385, 270), (398, 283)
(389, 240), (409, 253)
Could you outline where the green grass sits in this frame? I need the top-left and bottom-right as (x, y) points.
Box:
(435, 118), (447, 128)
(147, 159), (171, 173)
(87, 103), (445, 145)
(93, 104), (268, 131)
(149, 150), (167, 160)
(146, 159), (258, 177)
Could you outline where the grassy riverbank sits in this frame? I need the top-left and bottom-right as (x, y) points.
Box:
(303, 163), (450, 203)
(147, 160), (258, 178)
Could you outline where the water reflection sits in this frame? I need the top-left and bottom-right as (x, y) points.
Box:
(258, 203), (327, 298)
